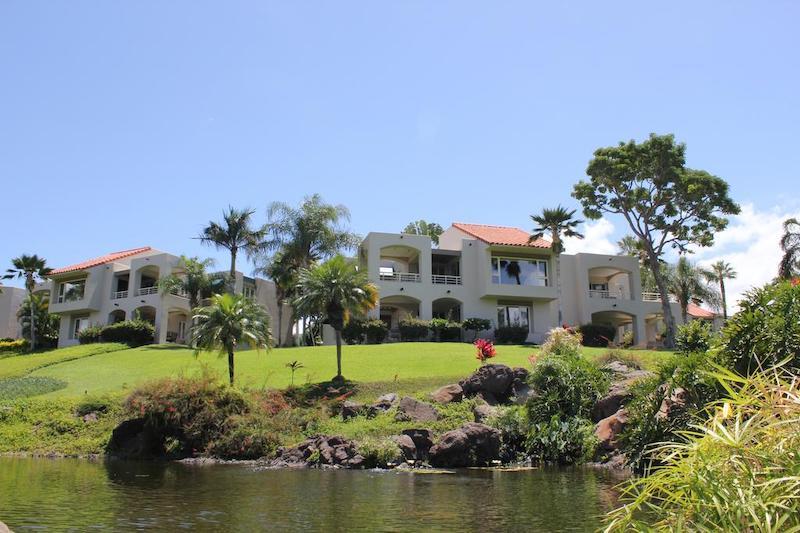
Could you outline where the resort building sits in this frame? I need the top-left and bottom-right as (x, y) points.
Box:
(0, 286), (26, 339)
(358, 223), (689, 347)
(45, 247), (291, 348)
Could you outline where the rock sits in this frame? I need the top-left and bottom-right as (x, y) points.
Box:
(0, 520), (11, 533)
(476, 390), (499, 406)
(510, 382), (535, 406)
(393, 434), (418, 460)
(341, 401), (363, 420)
(473, 403), (500, 423)
(429, 423), (502, 467)
(401, 429), (434, 458)
(269, 435), (365, 469)
(459, 364), (516, 398)
(430, 384), (463, 404)
(395, 397), (439, 422)
(377, 393), (398, 404)
(656, 387), (689, 421)
(82, 412), (99, 423)
(595, 409), (629, 452)
(592, 381), (634, 422)
(603, 360), (632, 375)
(107, 418), (163, 459)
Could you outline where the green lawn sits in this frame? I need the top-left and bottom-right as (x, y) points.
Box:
(0, 343), (128, 380)
(16, 342), (673, 400)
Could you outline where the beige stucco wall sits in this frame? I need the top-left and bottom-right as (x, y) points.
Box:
(0, 286), (26, 339)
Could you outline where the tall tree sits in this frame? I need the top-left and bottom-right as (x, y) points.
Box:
(262, 194), (360, 345)
(257, 251), (298, 347)
(403, 220), (444, 246)
(198, 207), (266, 292)
(669, 256), (721, 324)
(16, 292), (60, 348)
(529, 205), (584, 326)
(158, 256), (221, 311)
(3, 254), (52, 351)
(293, 255), (378, 380)
(191, 293), (273, 385)
(778, 217), (800, 280)
(572, 133), (739, 348)
(702, 260), (737, 319)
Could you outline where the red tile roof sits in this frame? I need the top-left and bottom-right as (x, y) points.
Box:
(687, 303), (717, 319)
(50, 247), (152, 275)
(451, 222), (551, 249)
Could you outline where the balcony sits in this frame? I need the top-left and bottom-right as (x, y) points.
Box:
(111, 290), (128, 300)
(135, 286), (159, 296)
(589, 289), (624, 299)
(642, 291), (677, 303)
(380, 272), (421, 283)
(432, 274), (462, 285)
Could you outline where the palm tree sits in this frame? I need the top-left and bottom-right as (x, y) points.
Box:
(529, 206), (584, 326)
(293, 255), (378, 380)
(403, 220), (444, 246)
(16, 292), (59, 348)
(669, 257), (721, 324)
(198, 207), (266, 292)
(3, 254), (52, 351)
(702, 260), (737, 319)
(191, 293), (273, 385)
(257, 251), (297, 347)
(779, 217), (800, 280)
(158, 256), (222, 311)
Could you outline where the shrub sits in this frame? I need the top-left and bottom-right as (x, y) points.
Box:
(357, 437), (403, 468)
(494, 326), (528, 344)
(205, 414), (283, 459)
(605, 366), (800, 531)
(462, 318), (491, 341)
(77, 325), (103, 344)
(398, 317), (430, 341)
(363, 320), (389, 344)
(675, 319), (714, 354)
(595, 349), (643, 370)
(526, 354), (609, 423)
(540, 328), (582, 358)
(488, 405), (529, 463)
(621, 330), (635, 348)
(100, 320), (155, 346)
(525, 415), (598, 464)
(429, 318), (461, 342)
(716, 280), (800, 374)
(578, 323), (616, 347)
(0, 339), (28, 354)
(342, 319), (365, 344)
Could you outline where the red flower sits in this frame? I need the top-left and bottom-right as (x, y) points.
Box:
(792, 277), (800, 287)
(474, 339), (497, 363)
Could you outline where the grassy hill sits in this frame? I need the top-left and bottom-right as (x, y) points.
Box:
(2, 342), (673, 400)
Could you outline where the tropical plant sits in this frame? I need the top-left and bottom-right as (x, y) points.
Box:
(529, 205), (584, 326)
(198, 206), (266, 292)
(675, 319), (714, 355)
(778, 217), (800, 280)
(573, 133), (740, 348)
(402, 220), (444, 246)
(428, 318), (461, 342)
(398, 317), (430, 341)
(474, 338), (496, 364)
(462, 317), (491, 341)
(158, 256), (222, 310)
(669, 256), (720, 324)
(526, 353), (609, 423)
(292, 255), (377, 379)
(606, 365), (800, 531)
(191, 293), (273, 385)
(16, 292), (59, 348)
(540, 327), (583, 358)
(285, 360), (304, 387)
(3, 254), (52, 351)
(256, 251), (297, 347)
(701, 260), (736, 320)
(100, 319), (155, 346)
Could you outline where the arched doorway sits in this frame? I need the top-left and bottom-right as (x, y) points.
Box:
(591, 310), (637, 345)
(133, 305), (157, 325)
(379, 295), (421, 331)
(432, 297), (462, 322)
(108, 309), (126, 324)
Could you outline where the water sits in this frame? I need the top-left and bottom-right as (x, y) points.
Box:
(0, 458), (626, 532)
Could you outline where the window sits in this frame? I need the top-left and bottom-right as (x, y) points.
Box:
(243, 285), (256, 299)
(589, 283), (608, 291)
(491, 257), (548, 286)
(58, 279), (86, 303)
(379, 266), (395, 276)
(72, 316), (90, 339)
(177, 320), (187, 339)
(496, 305), (530, 330)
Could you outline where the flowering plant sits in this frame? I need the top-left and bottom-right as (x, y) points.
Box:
(474, 338), (497, 364)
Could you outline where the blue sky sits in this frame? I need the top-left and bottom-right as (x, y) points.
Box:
(1, 1), (799, 306)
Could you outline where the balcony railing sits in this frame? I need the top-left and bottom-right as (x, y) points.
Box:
(135, 286), (159, 296)
(589, 289), (623, 299)
(111, 290), (128, 300)
(379, 272), (421, 283)
(432, 274), (462, 285)
(169, 288), (189, 299)
(642, 291), (678, 303)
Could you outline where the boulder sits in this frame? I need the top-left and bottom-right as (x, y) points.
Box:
(0, 520), (11, 533)
(107, 418), (162, 459)
(269, 435), (365, 469)
(395, 397), (439, 422)
(595, 409), (629, 452)
(472, 403), (500, 423)
(393, 434), (418, 460)
(476, 390), (499, 406)
(510, 382), (535, 406)
(459, 364), (516, 398)
(591, 382), (634, 422)
(401, 429), (434, 458)
(428, 423), (502, 467)
(430, 384), (463, 404)
(656, 387), (689, 421)
(341, 401), (363, 420)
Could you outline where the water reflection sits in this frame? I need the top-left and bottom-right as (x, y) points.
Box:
(0, 458), (625, 532)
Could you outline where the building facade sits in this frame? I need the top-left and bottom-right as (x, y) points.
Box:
(0, 286), (26, 339)
(358, 222), (687, 346)
(46, 247), (291, 348)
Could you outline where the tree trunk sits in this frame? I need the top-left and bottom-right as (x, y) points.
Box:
(229, 249), (237, 293)
(335, 329), (343, 378)
(227, 347), (235, 385)
(29, 289), (36, 352)
(555, 253), (563, 327)
(647, 251), (676, 348)
(720, 280), (728, 320)
(276, 301), (283, 347)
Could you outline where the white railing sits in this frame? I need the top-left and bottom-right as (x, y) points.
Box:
(135, 286), (159, 296)
(642, 291), (677, 303)
(379, 272), (421, 283)
(432, 274), (462, 285)
(111, 290), (128, 300)
(169, 289), (188, 299)
(589, 289), (625, 299)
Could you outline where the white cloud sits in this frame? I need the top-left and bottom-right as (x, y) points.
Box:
(563, 218), (617, 255)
